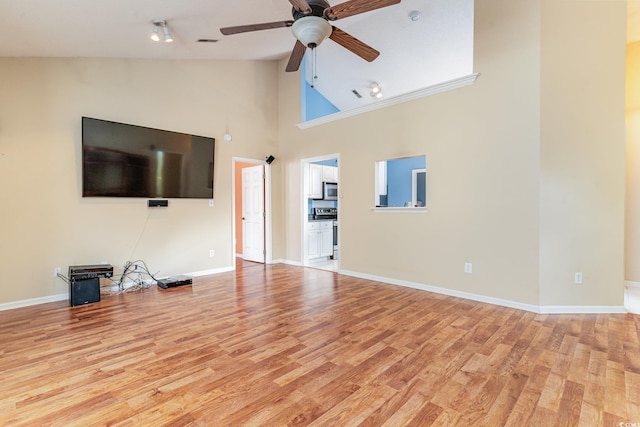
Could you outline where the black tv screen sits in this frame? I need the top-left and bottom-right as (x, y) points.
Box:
(82, 117), (215, 199)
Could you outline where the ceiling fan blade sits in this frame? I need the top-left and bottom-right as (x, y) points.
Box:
(286, 41), (307, 72)
(325, 0), (401, 20)
(329, 27), (379, 62)
(288, 0), (312, 14)
(220, 21), (294, 35)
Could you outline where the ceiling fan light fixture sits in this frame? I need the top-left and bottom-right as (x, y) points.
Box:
(291, 16), (332, 48)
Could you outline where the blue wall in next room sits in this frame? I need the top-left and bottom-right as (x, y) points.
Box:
(387, 157), (426, 207)
(301, 60), (340, 121)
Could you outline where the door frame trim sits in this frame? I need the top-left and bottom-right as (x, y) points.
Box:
(300, 153), (340, 267)
(232, 157), (272, 267)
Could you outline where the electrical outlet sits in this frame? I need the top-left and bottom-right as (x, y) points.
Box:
(464, 263), (473, 274)
(209, 249), (215, 258)
(574, 272), (583, 284)
(54, 267), (61, 277)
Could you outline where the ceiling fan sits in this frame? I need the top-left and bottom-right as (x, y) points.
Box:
(220, 0), (401, 72)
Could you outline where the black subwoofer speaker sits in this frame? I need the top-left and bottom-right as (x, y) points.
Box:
(70, 278), (100, 306)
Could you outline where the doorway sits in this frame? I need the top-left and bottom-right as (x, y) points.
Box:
(301, 154), (340, 272)
(233, 158), (272, 266)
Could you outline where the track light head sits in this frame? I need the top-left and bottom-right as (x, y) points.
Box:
(150, 25), (160, 42)
(151, 20), (173, 43)
(370, 82), (383, 98)
(163, 25), (174, 43)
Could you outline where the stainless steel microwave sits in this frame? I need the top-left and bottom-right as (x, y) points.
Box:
(323, 182), (338, 201)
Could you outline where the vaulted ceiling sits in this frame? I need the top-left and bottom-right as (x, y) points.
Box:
(0, 1), (635, 112)
(0, 0), (475, 111)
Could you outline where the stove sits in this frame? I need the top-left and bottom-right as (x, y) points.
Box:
(313, 207), (337, 220)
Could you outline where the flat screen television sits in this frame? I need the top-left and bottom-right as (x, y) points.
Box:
(82, 117), (215, 199)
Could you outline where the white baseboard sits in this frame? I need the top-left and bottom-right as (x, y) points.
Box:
(338, 269), (626, 314)
(2, 264), (628, 315)
(339, 269), (541, 313)
(188, 266), (236, 277)
(272, 258), (303, 267)
(0, 293), (68, 312)
(539, 305), (627, 314)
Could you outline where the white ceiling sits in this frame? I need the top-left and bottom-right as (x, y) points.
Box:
(0, 0), (474, 113)
(301, 0), (473, 110)
(0, 1), (635, 113)
(0, 0), (294, 60)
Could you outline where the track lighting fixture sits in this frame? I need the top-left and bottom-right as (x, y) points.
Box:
(151, 20), (173, 43)
(370, 82), (383, 99)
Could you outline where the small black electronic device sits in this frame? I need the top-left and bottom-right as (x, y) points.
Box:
(68, 264), (114, 281)
(157, 275), (193, 289)
(148, 199), (168, 207)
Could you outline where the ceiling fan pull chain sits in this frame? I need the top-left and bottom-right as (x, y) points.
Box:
(313, 48), (318, 82)
(309, 49), (314, 88)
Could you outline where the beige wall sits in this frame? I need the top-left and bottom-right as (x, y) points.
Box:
(0, 0), (627, 309)
(279, 0), (542, 306)
(626, 41), (640, 282)
(539, 0), (626, 306)
(277, 0), (626, 308)
(0, 58), (279, 304)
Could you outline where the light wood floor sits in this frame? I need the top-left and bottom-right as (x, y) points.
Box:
(1, 261), (639, 426)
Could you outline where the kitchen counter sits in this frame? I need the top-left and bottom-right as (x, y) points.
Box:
(308, 216), (336, 222)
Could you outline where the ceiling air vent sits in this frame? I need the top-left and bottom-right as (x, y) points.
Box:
(197, 39), (219, 43)
(352, 90), (362, 99)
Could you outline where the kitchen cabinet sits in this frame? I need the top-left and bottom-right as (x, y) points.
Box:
(306, 221), (333, 259)
(322, 165), (338, 183)
(309, 164), (338, 199)
(308, 164), (323, 199)
(320, 225), (333, 257)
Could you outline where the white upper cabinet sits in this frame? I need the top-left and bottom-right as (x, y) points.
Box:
(322, 166), (338, 183)
(308, 164), (323, 199)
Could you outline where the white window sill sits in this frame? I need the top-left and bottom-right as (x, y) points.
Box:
(371, 207), (428, 213)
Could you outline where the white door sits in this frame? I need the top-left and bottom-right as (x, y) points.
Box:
(242, 165), (265, 263)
